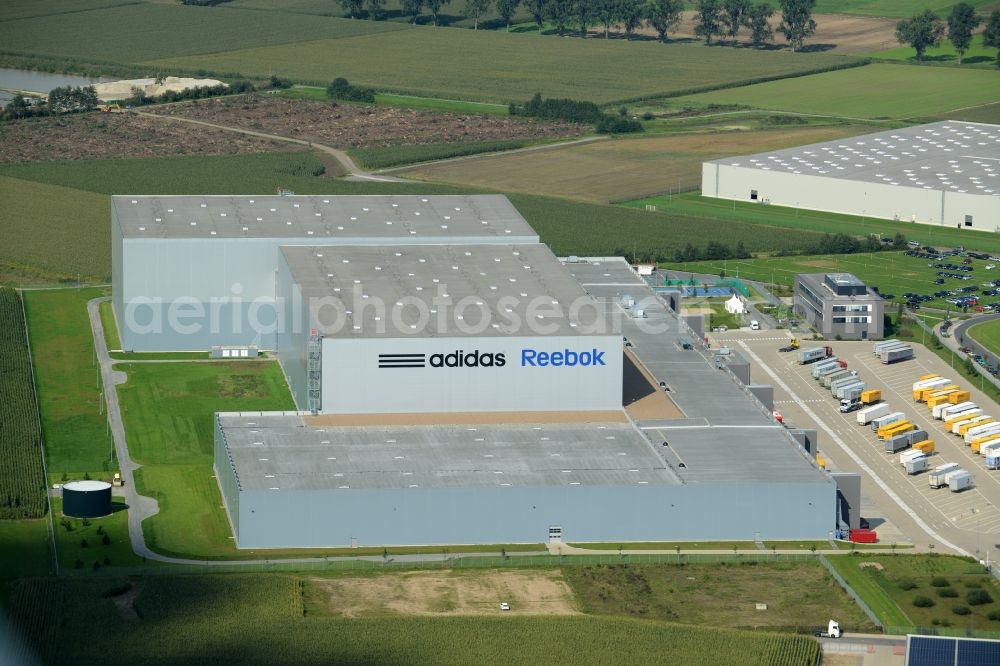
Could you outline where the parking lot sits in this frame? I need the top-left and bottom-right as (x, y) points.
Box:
(712, 330), (1000, 561)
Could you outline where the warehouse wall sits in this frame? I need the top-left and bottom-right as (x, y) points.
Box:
(321, 335), (624, 413)
(111, 208), (124, 349)
(275, 258), (312, 410)
(230, 480), (837, 548)
(702, 163), (1000, 231)
(213, 418), (241, 537)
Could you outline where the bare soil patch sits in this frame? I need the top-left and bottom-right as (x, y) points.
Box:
(307, 570), (580, 617)
(0, 111), (303, 164)
(146, 97), (584, 149)
(108, 581), (142, 622)
(635, 12), (895, 54)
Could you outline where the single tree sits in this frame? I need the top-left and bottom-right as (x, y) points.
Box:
(495, 0), (520, 31)
(645, 0), (683, 43)
(620, 0), (645, 39)
(895, 10), (945, 61)
(722, 0), (750, 42)
(594, 0), (620, 38)
(574, 0), (594, 36)
(524, 0), (546, 31)
(746, 2), (774, 48)
(948, 2), (981, 63)
(425, 0), (451, 24)
(984, 10), (1000, 68)
(402, 0), (424, 22)
(339, 0), (365, 18)
(694, 0), (724, 44)
(465, 0), (491, 28)
(778, 0), (816, 51)
(546, 0), (574, 35)
(366, 0), (386, 19)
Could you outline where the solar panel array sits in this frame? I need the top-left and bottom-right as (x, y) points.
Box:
(718, 121), (1000, 196)
(906, 635), (1000, 666)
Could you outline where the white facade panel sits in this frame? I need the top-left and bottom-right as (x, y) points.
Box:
(321, 336), (623, 413)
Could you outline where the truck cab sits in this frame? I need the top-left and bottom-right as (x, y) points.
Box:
(839, 399), (861, 413)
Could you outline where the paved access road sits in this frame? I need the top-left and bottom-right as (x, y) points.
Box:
(712, 330), (1000, 565)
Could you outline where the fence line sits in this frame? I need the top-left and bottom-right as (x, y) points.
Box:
(818, 555), (883, 630)
(883, 625), (1000, 640)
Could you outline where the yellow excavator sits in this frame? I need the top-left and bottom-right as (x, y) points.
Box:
(99, 103), (123, 113)
(779, 337), (800, 353)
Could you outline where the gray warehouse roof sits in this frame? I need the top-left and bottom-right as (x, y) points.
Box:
(113, 194), (538, 241)
(563, 259), (826, 485)
(217, 414), (680, 491)
(283, 243), (606, 338)
(708, 121), (1000, 197)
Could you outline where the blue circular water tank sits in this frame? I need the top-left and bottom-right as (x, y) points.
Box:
(62, 480), (112, 518)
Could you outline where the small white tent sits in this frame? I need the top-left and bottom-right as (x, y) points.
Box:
(724, 293), (747, 315)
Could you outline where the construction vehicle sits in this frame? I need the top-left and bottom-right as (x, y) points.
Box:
(816, 453), (827, 469)
(815, 620), (842, 638)
(99, 103), (123, 113)
(778, 337), (800, 353)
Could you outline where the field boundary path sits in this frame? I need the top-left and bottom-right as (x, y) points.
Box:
(134, 110), (403, 183)
(382, 135), (608, 173)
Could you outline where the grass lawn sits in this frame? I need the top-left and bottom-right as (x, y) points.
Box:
(677, 64), (1000, 119)
(51, 498), (145, 570)
(146, 28), (856, 104)
(22, 288), (116, 478)
(622, 193), (1000, 256)
(98, 300), (120, 350)
(871, 34), (998, 66)
(664, 250), (1000, 311)
(827, 554), (1000, 631)
(565, 561), (875, 632)
(968, 318), (1000, 357)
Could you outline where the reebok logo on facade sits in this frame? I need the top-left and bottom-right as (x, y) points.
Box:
(521, 348), (606, 367)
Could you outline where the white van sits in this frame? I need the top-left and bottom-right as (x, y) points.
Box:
(750, 320), (760, 331)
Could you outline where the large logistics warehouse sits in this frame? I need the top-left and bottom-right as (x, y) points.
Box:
(114, 195), (848, 548)
(702, 121), (1000, 231)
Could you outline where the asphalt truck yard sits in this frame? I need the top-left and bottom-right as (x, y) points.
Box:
(711, 331), (1000, 564)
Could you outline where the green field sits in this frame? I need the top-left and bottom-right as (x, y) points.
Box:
(7, 573), (821, 665)
(872, 33), (999, 66)
(566, 561), (874, 632)
(0, 288), (46, 519)
(0, 519), (52, 583)
(147, 29), (858, 104)
(664, 251), (1000, 310)
(968, 318), (1000, 356)
(0, 0), (140, 22)
(22, 288), (116, 479)
(0, 3), (407, 62)
(0, 176), (109, 281)
(806, 0), (1000, 17)
(279, 86), (510, 115)
(624, 193), (1000, 255)
(828, 555), (1000, 632)
(678, 64), (1000, 119)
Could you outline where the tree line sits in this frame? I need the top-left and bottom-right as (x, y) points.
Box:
(895, 2), (1000, 66)
(338, 0), (821, 50)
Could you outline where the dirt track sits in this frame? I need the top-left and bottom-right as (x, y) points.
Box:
(308, 570), (580, 617)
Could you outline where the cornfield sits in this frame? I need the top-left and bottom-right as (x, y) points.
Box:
(0, 287), (46, 519)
